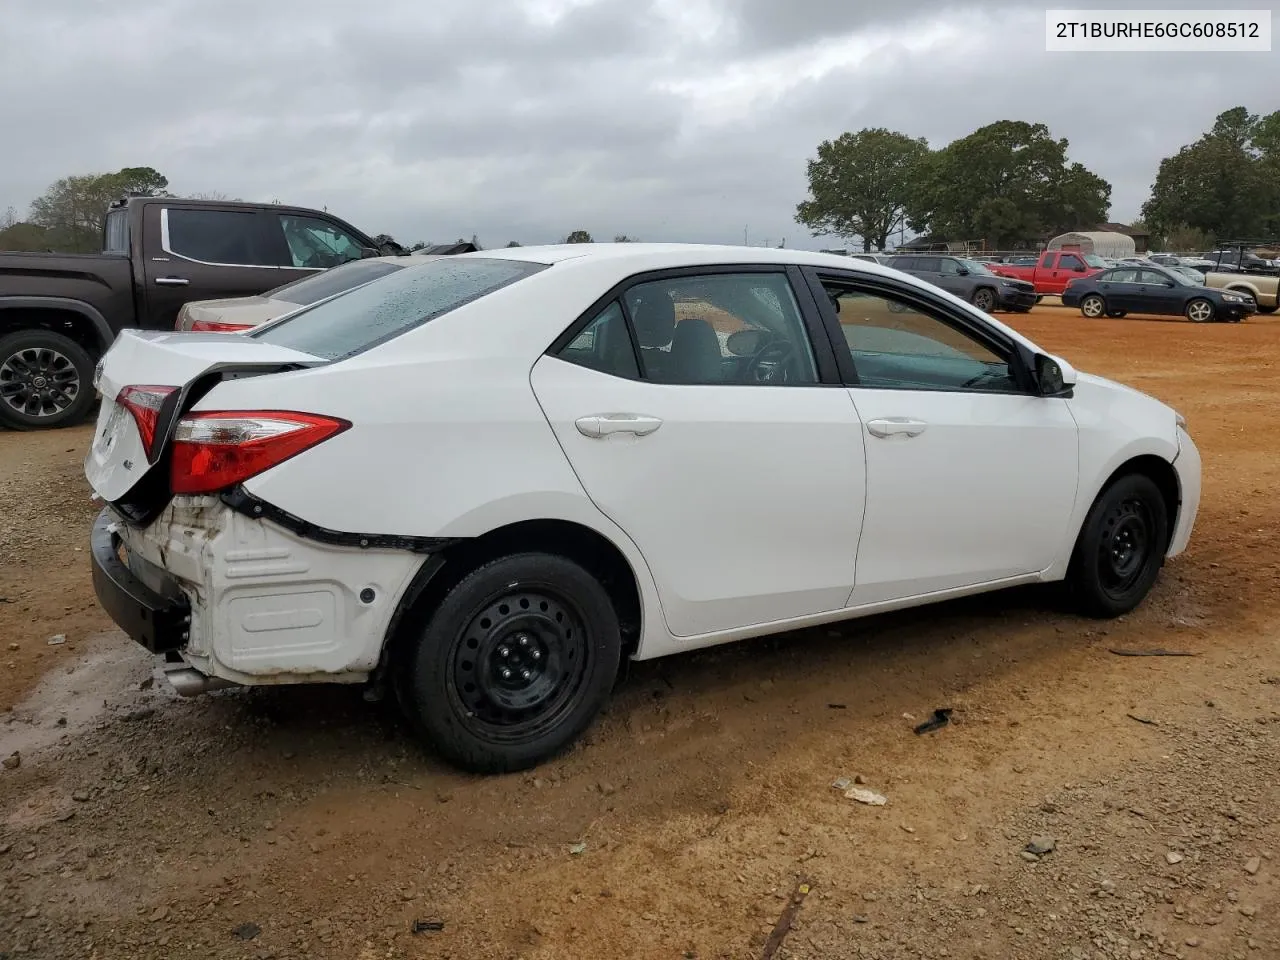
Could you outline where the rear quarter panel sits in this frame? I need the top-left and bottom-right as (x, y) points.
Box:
(0, 252), (134, 330)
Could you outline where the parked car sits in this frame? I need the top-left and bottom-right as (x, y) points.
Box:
(989, 250), (1106, 295)
(1168, 265), (1207, 284)
(885, 254), (1036, 312)
(86, 244), (1200, 772)
(848, 253), (893, 266)
(176, 254), (441, 332)
(0, 197), (399, 429)
(1062, 264), (1257, 322)
(1203, 269), (1279, 314)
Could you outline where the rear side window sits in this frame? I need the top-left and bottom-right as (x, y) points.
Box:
(251, 257), (546, 360)
(165, 209), (268, 266)
(265, 259), (405, 306)
(104, 210), (129, 254)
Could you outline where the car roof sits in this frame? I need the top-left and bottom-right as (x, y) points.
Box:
(453, 242), (901, 274)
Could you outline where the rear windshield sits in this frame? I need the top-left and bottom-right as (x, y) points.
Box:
(265, 259), (406, 306)
(250, 257), (546, 360)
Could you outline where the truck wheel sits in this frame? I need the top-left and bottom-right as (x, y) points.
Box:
(398, 552), (622, 773)
(1185, 299), (1215, 323)
(1257, 305), (1277, 315)
(971, 288), (996, 313)
(1080, 295), (1106, 318)
(0, 330), (97, 430)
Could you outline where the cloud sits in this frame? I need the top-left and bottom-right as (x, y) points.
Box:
(0, 0), (1274, 247)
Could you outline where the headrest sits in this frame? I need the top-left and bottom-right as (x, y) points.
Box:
(631, 294), (676, 349)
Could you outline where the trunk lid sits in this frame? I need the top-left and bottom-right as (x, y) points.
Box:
(86, 330), (323, 503)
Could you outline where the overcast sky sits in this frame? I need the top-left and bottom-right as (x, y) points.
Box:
(1, 0), (1275, 248)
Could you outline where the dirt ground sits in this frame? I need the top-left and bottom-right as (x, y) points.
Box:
(2, 304), (1278, 960)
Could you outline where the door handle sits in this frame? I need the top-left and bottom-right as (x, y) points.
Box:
(154, 277), (190, 286)
(866, 417), (928, 439)
(575, 414), (663, 438)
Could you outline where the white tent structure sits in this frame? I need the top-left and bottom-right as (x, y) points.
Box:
(1046, 231), (1136, 259)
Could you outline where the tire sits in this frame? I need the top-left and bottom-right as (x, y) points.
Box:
(971, 287), (996, 313)
(1067, 473), (1170, 619)
(0, 330), (97, 430)
(1080, 294), (1106, 319)
(1105, 310), (1127, 318)
(399, 552), (622, 773)
(1185, 298), (1215, 323)
(1257, 305), (1277, 315)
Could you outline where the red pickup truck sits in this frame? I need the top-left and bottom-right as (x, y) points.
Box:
(990, 250), (1106, 296)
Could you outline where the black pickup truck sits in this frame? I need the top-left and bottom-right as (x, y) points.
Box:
(0, 197), (397, 429)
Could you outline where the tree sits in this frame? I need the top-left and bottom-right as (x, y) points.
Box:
(29, 166), (170, 253)
(906, 121), (1110, 249)
(613, 234), (638, 243)
(795, 128), (930, 252)
(564, 230), (592, 243)
(186, 190), (241, 201)
(505, 240), (522, 247)
(1, 206), (15, 230)
(1142, 107), (1280, 241)
(409, 241), (430, 251)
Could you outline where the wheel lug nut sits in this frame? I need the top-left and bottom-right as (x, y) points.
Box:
(520, 669), (532, 681)
(518, 635), (529, 647)
(500, 667), (512, 680)
(498, 646), (509, 658)
(530, 649), (541, 661)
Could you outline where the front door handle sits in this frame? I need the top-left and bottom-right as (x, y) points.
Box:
(154, 277), (190, 286)
(866, 417), (928, 439)
(575, 414), (663, 438)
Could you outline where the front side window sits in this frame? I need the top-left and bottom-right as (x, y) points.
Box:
(1105, 268), (1139, 283)
(819, 279), (1018, 393)
(938, 258), (961, 276)
(1138, 269), (1174, 286)
(165, 208), (267, 265)
(278, 215), (365, 269)
(1057, 254), (1085, 271)
(252, 257), (545, 361)
(620, 273), (818, 385)
(265, 259), (405, 306)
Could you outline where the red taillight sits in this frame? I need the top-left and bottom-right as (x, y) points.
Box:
(190, 320), (253, 333)
(169, 411), (349, 495)
(118, 385), (177, 457)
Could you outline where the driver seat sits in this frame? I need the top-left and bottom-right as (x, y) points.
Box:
(670, 318), (722, 383)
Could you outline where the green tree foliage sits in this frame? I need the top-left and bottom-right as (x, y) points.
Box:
(1142, 107), (1280, 241)
(795, 128), (930, 252)
(613, 234), (638, 242)
(506, 240), (522, 247)
(906, 121), (1110, 249)
(565, 230), (592, 243)
(28, 166), (170, 252)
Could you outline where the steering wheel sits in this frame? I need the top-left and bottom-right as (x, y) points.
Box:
(745, 338), (794, 383)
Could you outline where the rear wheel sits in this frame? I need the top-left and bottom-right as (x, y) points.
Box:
(0, 330), (96, 430)
(971, 287), (996, 313)
(1185, 298), (1215, 323)
(1067, 474), (1170, 618)
(1257, 304), (1277, 315)
(1106, 310), (1127, 318)
(1080, 294), (1106, 318)
(399, 552), (622, 773)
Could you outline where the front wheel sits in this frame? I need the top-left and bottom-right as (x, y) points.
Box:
(971, 288), (996, 313)
(1080, 294), (1106, 318)
(399, 552), (622, 773)
(0, 329), (97, 430)
(1067, 474), (1170, 618)
(1185, 298), (1215, 323)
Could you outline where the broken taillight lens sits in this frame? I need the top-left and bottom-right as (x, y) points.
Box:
(118, 385), (177, 457)
(169, 411), (349, 495)
(190, 320), (254, 333)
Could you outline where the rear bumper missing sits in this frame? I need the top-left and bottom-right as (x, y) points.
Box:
(90, 507), (190, 653)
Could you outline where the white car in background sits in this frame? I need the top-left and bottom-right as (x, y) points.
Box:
(85, 244), (1201, 772)
(175, 254), (440, 332)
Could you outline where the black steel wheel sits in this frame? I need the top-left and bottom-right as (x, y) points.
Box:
(1067, 473), (1170, 618)
(972, 287), (996, 313)
(0, 330), (96, 430)
(400, 552), (622, 772)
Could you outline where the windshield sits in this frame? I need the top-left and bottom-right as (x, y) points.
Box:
(958, 259), (996, 276)
(263, 259), (406, 307)
(251, 257), (546, 360)
(1083, 254), (1106, 268)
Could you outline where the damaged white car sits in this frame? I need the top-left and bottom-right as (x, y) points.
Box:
(86, 244), (1201, 772)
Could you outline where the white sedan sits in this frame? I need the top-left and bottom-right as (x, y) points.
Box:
(85, 244), (1201, 772)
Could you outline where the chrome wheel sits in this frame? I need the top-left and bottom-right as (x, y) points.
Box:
(1081, 295), (1106, 318)
(1186, 299), (1214, 323)
(0, 345), (81, 420)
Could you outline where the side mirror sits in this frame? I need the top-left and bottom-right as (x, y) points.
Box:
(358, 246), (381, 259)
(956, 266), (970, 276)
(1036, 353), (1077, 397)
(1073, 265), (1086, 272)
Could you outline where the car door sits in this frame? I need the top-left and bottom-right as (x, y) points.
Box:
(935, 257), (968, 297)
(530, 266), (867, 638)
(1097, 267), (1140, 312)
(801, 267), (1079, 606)
(142, 205), (282, 330)
(1049, 253), (1090, 295)
(265, 212), (374, 287)
(1135, 269), (1181, 315)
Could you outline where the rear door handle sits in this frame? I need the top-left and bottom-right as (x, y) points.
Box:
(154, 277), (190, 286)
(575, 414), (663, 438)
(866, 417), (928, 439)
